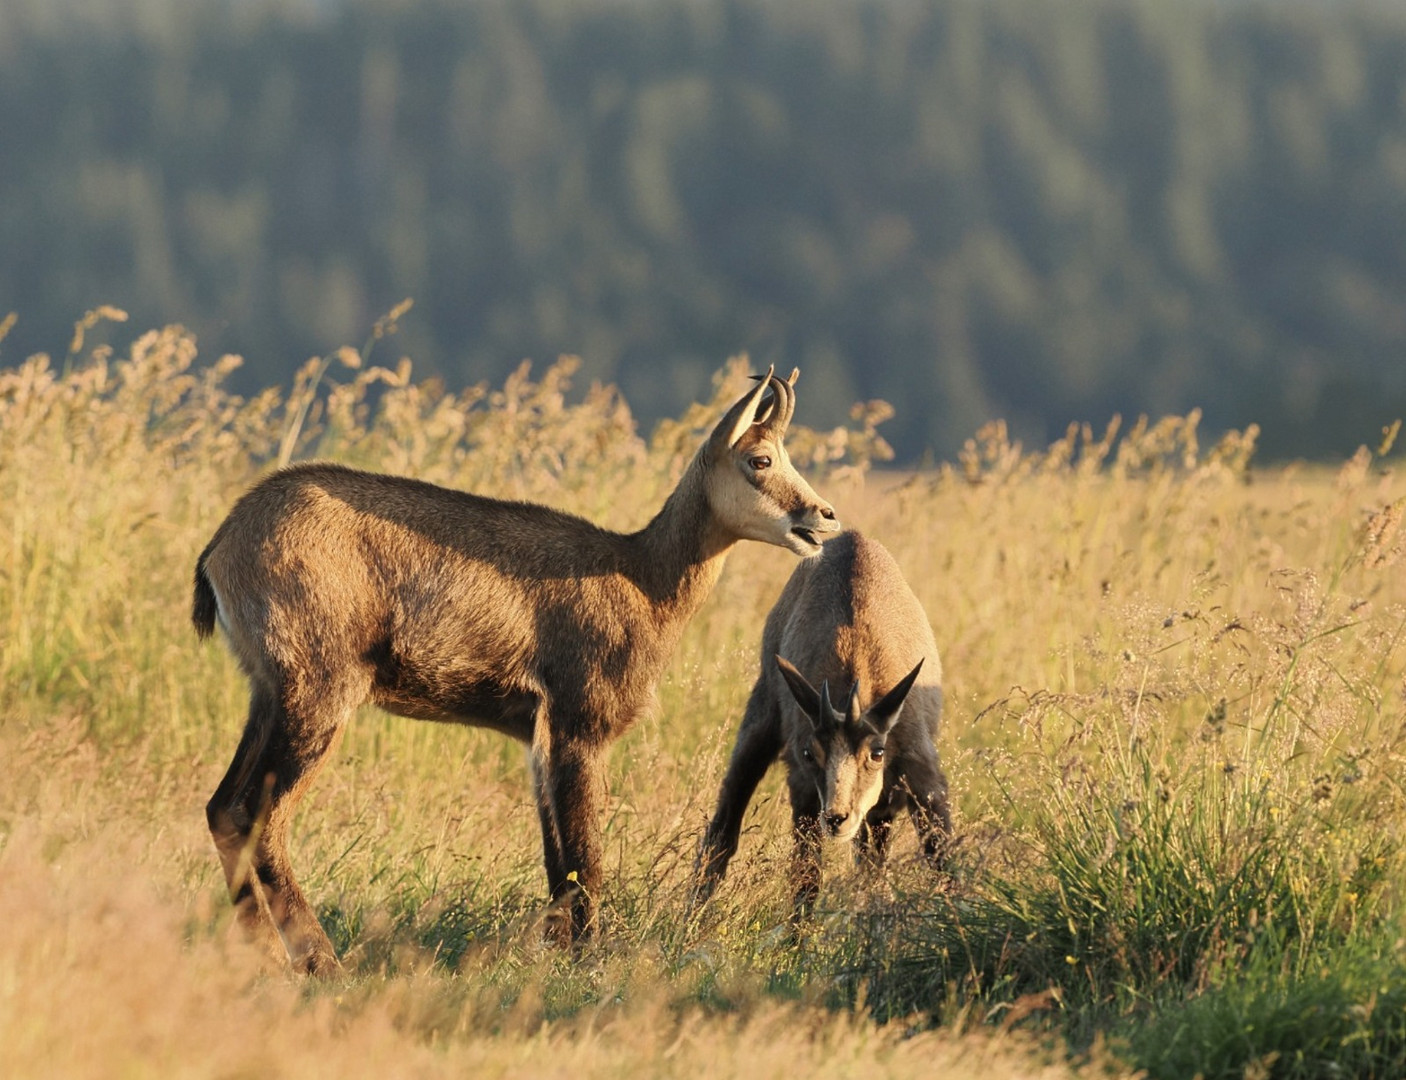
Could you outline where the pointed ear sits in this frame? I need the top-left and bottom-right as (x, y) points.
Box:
(775, 655), (820, 722)
(711, 365), (775, 451)
(868, 658), (924, 735)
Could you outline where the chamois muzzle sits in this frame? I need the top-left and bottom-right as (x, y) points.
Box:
(788, 503), (840, 555)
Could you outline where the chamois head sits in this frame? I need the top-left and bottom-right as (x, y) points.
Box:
(775, 655), (924, 841)
(705, 367), (839, 556)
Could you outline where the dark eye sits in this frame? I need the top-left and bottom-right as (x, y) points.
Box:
(801, 747), (812, 760)
(750, 455), (772, 471)
(871, 746), (885, 762)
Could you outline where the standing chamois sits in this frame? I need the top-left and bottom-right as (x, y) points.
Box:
(694, 530), (950, 918)
(193, 369), (838, 974)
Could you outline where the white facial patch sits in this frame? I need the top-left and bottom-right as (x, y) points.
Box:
(823, 747), (885, 841)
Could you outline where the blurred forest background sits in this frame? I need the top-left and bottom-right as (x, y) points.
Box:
(3, 0), (1406, 461)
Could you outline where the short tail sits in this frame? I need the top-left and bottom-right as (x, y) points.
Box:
(192, 540), (219, 640)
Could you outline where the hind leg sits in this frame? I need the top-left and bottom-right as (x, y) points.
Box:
(207, 686), (286, 968)
(529, 742), (572, 945)
(207, 675), (359, 975)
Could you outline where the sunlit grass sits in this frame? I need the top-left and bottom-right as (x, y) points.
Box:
(2, 314), (1405, 1077)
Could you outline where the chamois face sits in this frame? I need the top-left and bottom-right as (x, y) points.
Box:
(706, 370), (839, 557)
(776, 656), (925, 840)
(795, 699), (889, 841)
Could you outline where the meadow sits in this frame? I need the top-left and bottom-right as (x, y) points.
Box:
(3, 309), (1406, 1078)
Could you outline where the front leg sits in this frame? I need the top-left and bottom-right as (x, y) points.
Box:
(788, 784), (824, 924)
(901, 759), (953, 870)
(545, 736), (609, 943)
(855, 811), (894, 876)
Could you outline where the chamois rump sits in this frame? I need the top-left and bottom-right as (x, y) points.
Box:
(193, 369), (838, 974)
(694, 530), (950, 917)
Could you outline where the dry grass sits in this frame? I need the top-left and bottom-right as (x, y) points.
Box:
(3, 314), (1405, 1077)
(0, 814), (1104, 1080)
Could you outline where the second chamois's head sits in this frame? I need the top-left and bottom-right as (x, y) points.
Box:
(705, 367), (839, 557)
(775, 655), (924, 841)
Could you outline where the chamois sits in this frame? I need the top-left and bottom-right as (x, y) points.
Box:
(193, 369), (838, 974)
(694, 530), (950, 917)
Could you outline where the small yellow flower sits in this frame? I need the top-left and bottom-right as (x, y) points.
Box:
(1065, 955), (1079, 966)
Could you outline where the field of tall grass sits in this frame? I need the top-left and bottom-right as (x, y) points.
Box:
(3, 309), (1406, 1078)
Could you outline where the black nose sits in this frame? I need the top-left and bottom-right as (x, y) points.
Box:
(824, 812), (848, 832)
(820, 506), (836, 520)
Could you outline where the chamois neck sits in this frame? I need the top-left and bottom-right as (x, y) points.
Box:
(632, 450), (735, 614)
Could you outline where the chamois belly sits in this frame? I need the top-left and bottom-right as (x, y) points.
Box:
(373, 682), (538, 742)
(364, 635), (540, 742)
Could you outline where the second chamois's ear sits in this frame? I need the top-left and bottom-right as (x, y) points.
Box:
(712, 365), (776, 452)
(775, 654), (821, 723)
(868, 658), (924, 735)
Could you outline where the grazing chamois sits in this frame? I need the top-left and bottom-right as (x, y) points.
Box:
(193, 369), (838, 974)
(694, 530), (950, 918)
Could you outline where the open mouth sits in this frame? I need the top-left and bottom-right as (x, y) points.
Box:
(791, 526), (822, 550)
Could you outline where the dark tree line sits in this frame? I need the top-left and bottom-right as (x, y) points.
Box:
(2, 0), (1405, 459)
